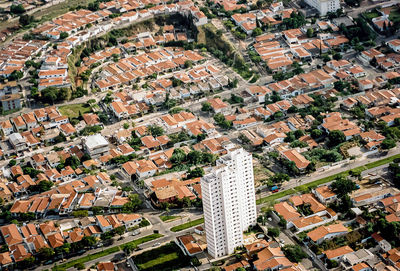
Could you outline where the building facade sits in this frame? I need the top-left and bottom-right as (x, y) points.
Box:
(201, 147), (256, 258)
(0, 94), (21, 111)
(82, 134), (110, 158)
(304, 0), (340, 16)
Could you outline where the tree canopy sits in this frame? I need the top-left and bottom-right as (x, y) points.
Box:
(331, 177), (357, 197)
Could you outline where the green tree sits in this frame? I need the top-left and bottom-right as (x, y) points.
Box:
(122, 243), (137, 254)
(311, 129), (322, 139)
(327, 259), (338, 268)
(252, 27), (263, 36)
(184, 60), (193, 68)
(72, 210), (88, 218)
(10, 4), (25, 14)
(282, 244), (307, 263)
(268, 227), (280, 237)
(60, 32), (69, 39)
(122, 194), (142, 213)
(148, 125), (164, 137)
(187, 167), (205, 178)
(38, 180), (53, 192)
(381, 138), (396, 149)
(8, 159), (16, 167)
(19, 14), (34, 26)
(114, 226), (125, 236)
(270, 173), (290, 183)
(9, 70), (23, 81)
(74, 262), (85, 270)
(91, 206), (103, 215)
(306, 28), (314, 38)
(333, 53), (342, 60)
(81, 236), (97, 247)
(38, 247), (55, 261)
(170, 148), (187, 164)
(201, 102), (212, 112)
(17, 256), (35, 270)
(65, 156), (81, 169)
(88, 1), (99, 11)
(187, 150), (203, 165)
(328, 130), (346, 146)
(331, 177), (357, 197)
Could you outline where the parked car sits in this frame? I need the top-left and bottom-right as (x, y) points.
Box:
(270, 186), (279, 193)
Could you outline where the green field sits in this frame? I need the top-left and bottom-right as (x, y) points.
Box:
(52, 234), (163, 271)
(137, 252), (180, 270)
(256, 153), (400, 205)
(160, 215), (181, 222)
(133, 242), (190, 271)
(58, 103), (92, 118)
(170, 218), (204, 232)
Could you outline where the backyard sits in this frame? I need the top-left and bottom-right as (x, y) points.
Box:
(363, 9), (380, 20)
(133, 242), (190, 271)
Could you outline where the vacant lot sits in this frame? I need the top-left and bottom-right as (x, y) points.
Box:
(58, 103), (91, 118)
(133, 242), (190, 271)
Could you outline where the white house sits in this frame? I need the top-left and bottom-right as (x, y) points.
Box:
(387, 39), (400, 52)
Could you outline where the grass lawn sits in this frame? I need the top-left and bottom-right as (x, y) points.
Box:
(52, 234), (163, 271)
(58, 103), (91, 118)
(364, 10), (380, 20)
(122, 233), (164, 248)
(256, 153), (400, 205)
(170, 217), (204, 232)
(133, 242), (190, 271)
(53, 246), (120, 271)
(160, 215), (181, 222)
(137, 252), (180, 270)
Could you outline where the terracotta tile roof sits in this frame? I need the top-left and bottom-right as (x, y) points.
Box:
(0, 252), (12, 265)
(324, 245), (353, 259)
(307, 223), (348, 242)
(314, 186), (336, 199)
(274, 202), (300, 222)
(177, 234), (202, 254)
(0, 224), (23, 246)
(47, 232), (64, 248)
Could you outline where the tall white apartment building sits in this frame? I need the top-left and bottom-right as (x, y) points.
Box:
(305, 0), (340, 16)
(201, 147), (256, 258)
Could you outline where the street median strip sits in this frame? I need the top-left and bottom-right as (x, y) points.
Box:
(256, 153), (400, 205)
(52, 233), (163, 271)
(170, 218), (204, 232)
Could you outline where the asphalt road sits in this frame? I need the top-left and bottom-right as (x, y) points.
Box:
(33, 208), (204, 271)
(257, 147), (400, 207)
